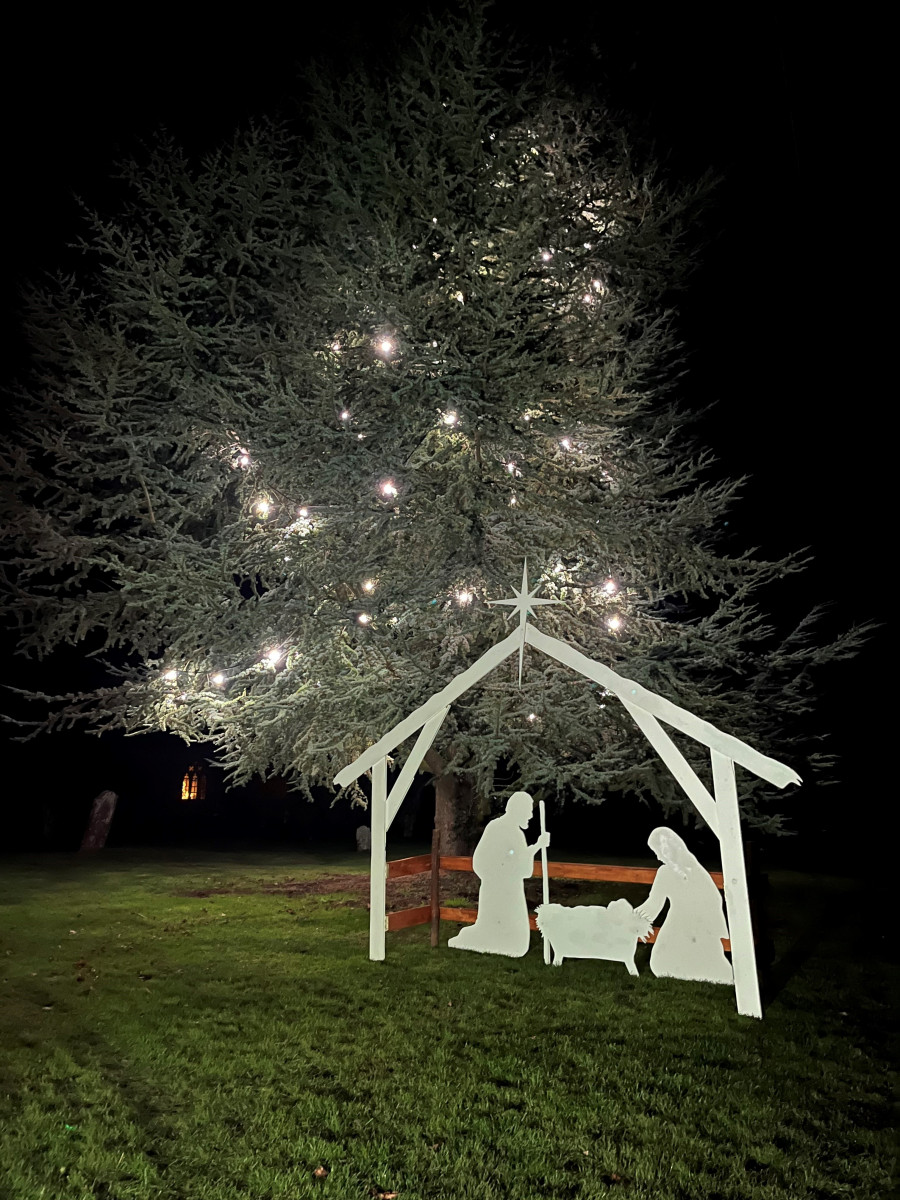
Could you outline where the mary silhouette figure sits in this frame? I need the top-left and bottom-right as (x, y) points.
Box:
(635, 827), (734, 986)
(448, 791), (549, 957)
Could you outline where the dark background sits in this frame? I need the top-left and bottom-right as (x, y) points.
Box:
(0, 7), (885, 863)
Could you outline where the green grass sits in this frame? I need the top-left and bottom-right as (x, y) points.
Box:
(0, 848), (896, 1199)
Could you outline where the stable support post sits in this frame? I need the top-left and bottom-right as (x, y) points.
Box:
(430, 826), (441, 948)
(711, 750), (762, 1018)
(369, 756), (389, 962)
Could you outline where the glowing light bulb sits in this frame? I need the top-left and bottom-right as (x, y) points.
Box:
(163, 669), (177, 681)
(298, 507), (309, 518)
(212, 673), (226, 686)
(332, 341), (341, 351)
(340, 410), (350, 421)
(509, 495), (517, 506)
(584, 242), (592, 250)
(432, 340), (438, 347)
(592, 279), (603, 291)
(456, 590), (473, 605)
(506, 461), (516, 475)
(560, 437), (572, 451)
(379, 338), (394, 354)
(357, 613), (370, 625)
(603, 579), (617, 595)
(523, 413), (531, 422)
(357, 433), (365, 440)
(541, 251), (552, 262)
(442, 411), (458, 426)
(238, 453), (251, 468)
(454, 291), (465, 303)
(607, 615), (622, 631)
(432, 217), (438, 223)
(527, 713), (538, 722)
(381, 481), (399, 498)
(264, 648), (281, 667)
(362, 579), (375, 592)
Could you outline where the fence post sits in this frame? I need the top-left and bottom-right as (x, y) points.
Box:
(430, 826), (441, 948)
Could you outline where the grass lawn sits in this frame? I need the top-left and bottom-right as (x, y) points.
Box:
(0, 847), (896, 1199)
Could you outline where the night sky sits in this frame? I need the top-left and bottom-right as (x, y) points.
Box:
(1, 8), (885, 854)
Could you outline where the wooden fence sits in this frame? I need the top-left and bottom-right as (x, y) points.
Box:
(386, 831), (733, 952)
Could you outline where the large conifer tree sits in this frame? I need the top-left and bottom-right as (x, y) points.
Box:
(0, 9), (848, 845)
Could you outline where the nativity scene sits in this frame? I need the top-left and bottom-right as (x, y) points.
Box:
(334, 563), (800, 1018)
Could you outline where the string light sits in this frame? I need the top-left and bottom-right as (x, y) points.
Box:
(560, 437), (572, 450)
(379, 338), (394, 354)
(541, 251), (552, 261)
(607, 615), (622, 631)
(362, 579), (375, 592)
(509, 494), (517, 506)
(380, 480), (399, 498)
(298, 507), (309, 518)
(442, 411), (459, 426)
(163, 669), (177, 681)
(331, 341), (341, 352)
(357, 613), (370, 625)
(263, 648), (281, 667)
(527, 713), (538, 722)
(603, 579), (617, 595)
(340, 410), (350, 421)
(238, 452), (251, 468)
(211, 673), (226, 686)
(255, 499), (271, 517)
(456, 590), (473, 605)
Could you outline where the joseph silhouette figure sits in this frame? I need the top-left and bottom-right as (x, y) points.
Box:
(449, 791), (549, 957)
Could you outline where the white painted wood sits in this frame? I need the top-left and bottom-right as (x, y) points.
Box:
(368, 757), (388, 962)
(621, 700), (719, 836)
(536, 900), (650, 974)
(711, 752), (762, 1018)
(634, 828), (733, 986)
(333, 630), (522, 787)
(526, 624), (800, 790)
(386, 707), (449, 832)
(539, 800), (551, 965)
(448, 792), (549, 957)
(488, 559), (560, 685)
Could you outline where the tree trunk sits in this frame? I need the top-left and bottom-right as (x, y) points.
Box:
(425, 749), (475, 855)
(80, 790), (118, 852)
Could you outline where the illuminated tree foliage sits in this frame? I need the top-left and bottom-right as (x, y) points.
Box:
(0, 8), (857, 842)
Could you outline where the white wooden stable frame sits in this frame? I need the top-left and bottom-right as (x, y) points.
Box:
(334, 622), (800, 1019)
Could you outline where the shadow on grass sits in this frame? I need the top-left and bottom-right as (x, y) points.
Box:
(762, 881), (864, 1008)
